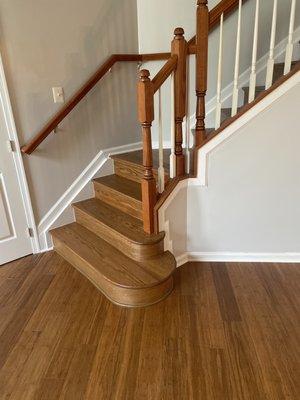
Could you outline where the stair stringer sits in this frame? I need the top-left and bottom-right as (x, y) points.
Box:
(158, 69), (300, 264)
(37, 142), (142, 252)
(197, 70), (300, 187)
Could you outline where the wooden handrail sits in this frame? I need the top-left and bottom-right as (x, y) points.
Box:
(187, 0), (251, 53)
(152, 55), (178, 93)
(21, 52), (170, 155)
(22, 0), (249, 155)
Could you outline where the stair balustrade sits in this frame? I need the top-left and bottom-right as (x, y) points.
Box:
(20, 0), (299, 236)
(138, 0), (299, 234)
(137, 28), (188, 234)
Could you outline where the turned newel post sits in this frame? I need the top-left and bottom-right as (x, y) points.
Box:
(138, 69), (156, 234)
(171, 27), (187, 176)
(195, 0), (209, 146)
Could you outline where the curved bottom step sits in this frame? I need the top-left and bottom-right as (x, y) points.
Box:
(51, 223), (176, 308)
(89, 274), (174, 308)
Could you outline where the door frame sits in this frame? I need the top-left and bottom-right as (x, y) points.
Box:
(0, 52), (40, 254)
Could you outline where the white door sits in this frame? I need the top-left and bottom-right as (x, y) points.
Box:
(0, 89), (32, 265)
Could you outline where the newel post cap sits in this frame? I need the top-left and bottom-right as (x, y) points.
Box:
(197, 0), (208, 5)
(174, 27), (185, 39)
(139, 69), (151, 82)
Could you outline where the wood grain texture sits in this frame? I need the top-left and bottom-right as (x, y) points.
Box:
(195, 0), (209, 146)
(137, 69), (157, 234)
(93, 174), (142, 220)
(51, 223), (175, 307)
(0, 255), (299, 399)
(73, 198), (165, 261)
(172, 28), (187, 176)
(112, 149), (171, 184)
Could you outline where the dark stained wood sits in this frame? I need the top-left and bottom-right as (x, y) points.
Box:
(0, 256), (54, 370)
(171, 28), (187, 177)
(1, 255), (299, 399)
(195, 0), (209, 146)
(152, 55), (178, 93)
(211, 263), (242, 322)
(137, 70), (156, 234)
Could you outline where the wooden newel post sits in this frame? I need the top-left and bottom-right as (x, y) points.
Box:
(195, 0), (209, 146)
(138, 69), (156, 234)
(171, 27), (187, 177)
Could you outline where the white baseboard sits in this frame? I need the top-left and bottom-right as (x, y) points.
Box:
(176, 252), (300, 266)
(37, 141), (142, 252)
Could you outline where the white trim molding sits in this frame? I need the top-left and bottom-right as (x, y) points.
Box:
(197, 71), (300, 186)
(190, 26), (300, 128)
(37, 141), (142, 252)
(176, 252), (300, 266)
(0, 53), (39, 253)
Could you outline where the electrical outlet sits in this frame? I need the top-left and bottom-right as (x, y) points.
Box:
(52, 87), (65, 103)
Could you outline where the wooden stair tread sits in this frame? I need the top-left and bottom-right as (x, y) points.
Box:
(93, 174), (142, 201)
(51, 223), (175, 289)
(112, 149), (171, 171)
(73, 198), (164, 245)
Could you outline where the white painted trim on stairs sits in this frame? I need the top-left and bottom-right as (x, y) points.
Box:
(190, 25), (300, 128)
(159, 70), (300, 260)
(176, 252), (300, 266)
(197, 71), (300, 186)
(37, 141), (142, 252)
(0, 53), (39, 253)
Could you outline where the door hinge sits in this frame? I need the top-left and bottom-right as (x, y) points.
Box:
(26, 227), (34, 238)
(7, 140), (16, 153)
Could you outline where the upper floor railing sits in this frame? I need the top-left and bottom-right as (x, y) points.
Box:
(138, 0), (299, 233)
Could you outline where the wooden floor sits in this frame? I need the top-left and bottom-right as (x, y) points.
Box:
(0, 253), (299, 399)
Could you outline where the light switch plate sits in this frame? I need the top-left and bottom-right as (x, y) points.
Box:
(52, 87), (65, 103)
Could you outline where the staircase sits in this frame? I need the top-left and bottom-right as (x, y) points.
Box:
(20, 0), (300, 307)
(51, 151), (176, 308)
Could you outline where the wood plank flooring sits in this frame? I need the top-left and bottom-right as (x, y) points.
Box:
(0, 253), (299, 399)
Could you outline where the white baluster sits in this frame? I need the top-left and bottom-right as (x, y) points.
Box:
(231, 0), (242, 117)
(265, 0), (278, 89)
(185, 56), (190, 173)
(170, 72), (176, 179)
(284, 0), (296, 75)
(249, 0), (260, 103)
(215, 13), (224, 129)
(157, 88), (165, 193)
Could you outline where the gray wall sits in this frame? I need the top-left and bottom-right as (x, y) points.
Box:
(186, 83), (300, 254)
(0, 0), (139, 223)
(137, 0), (300, 140)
